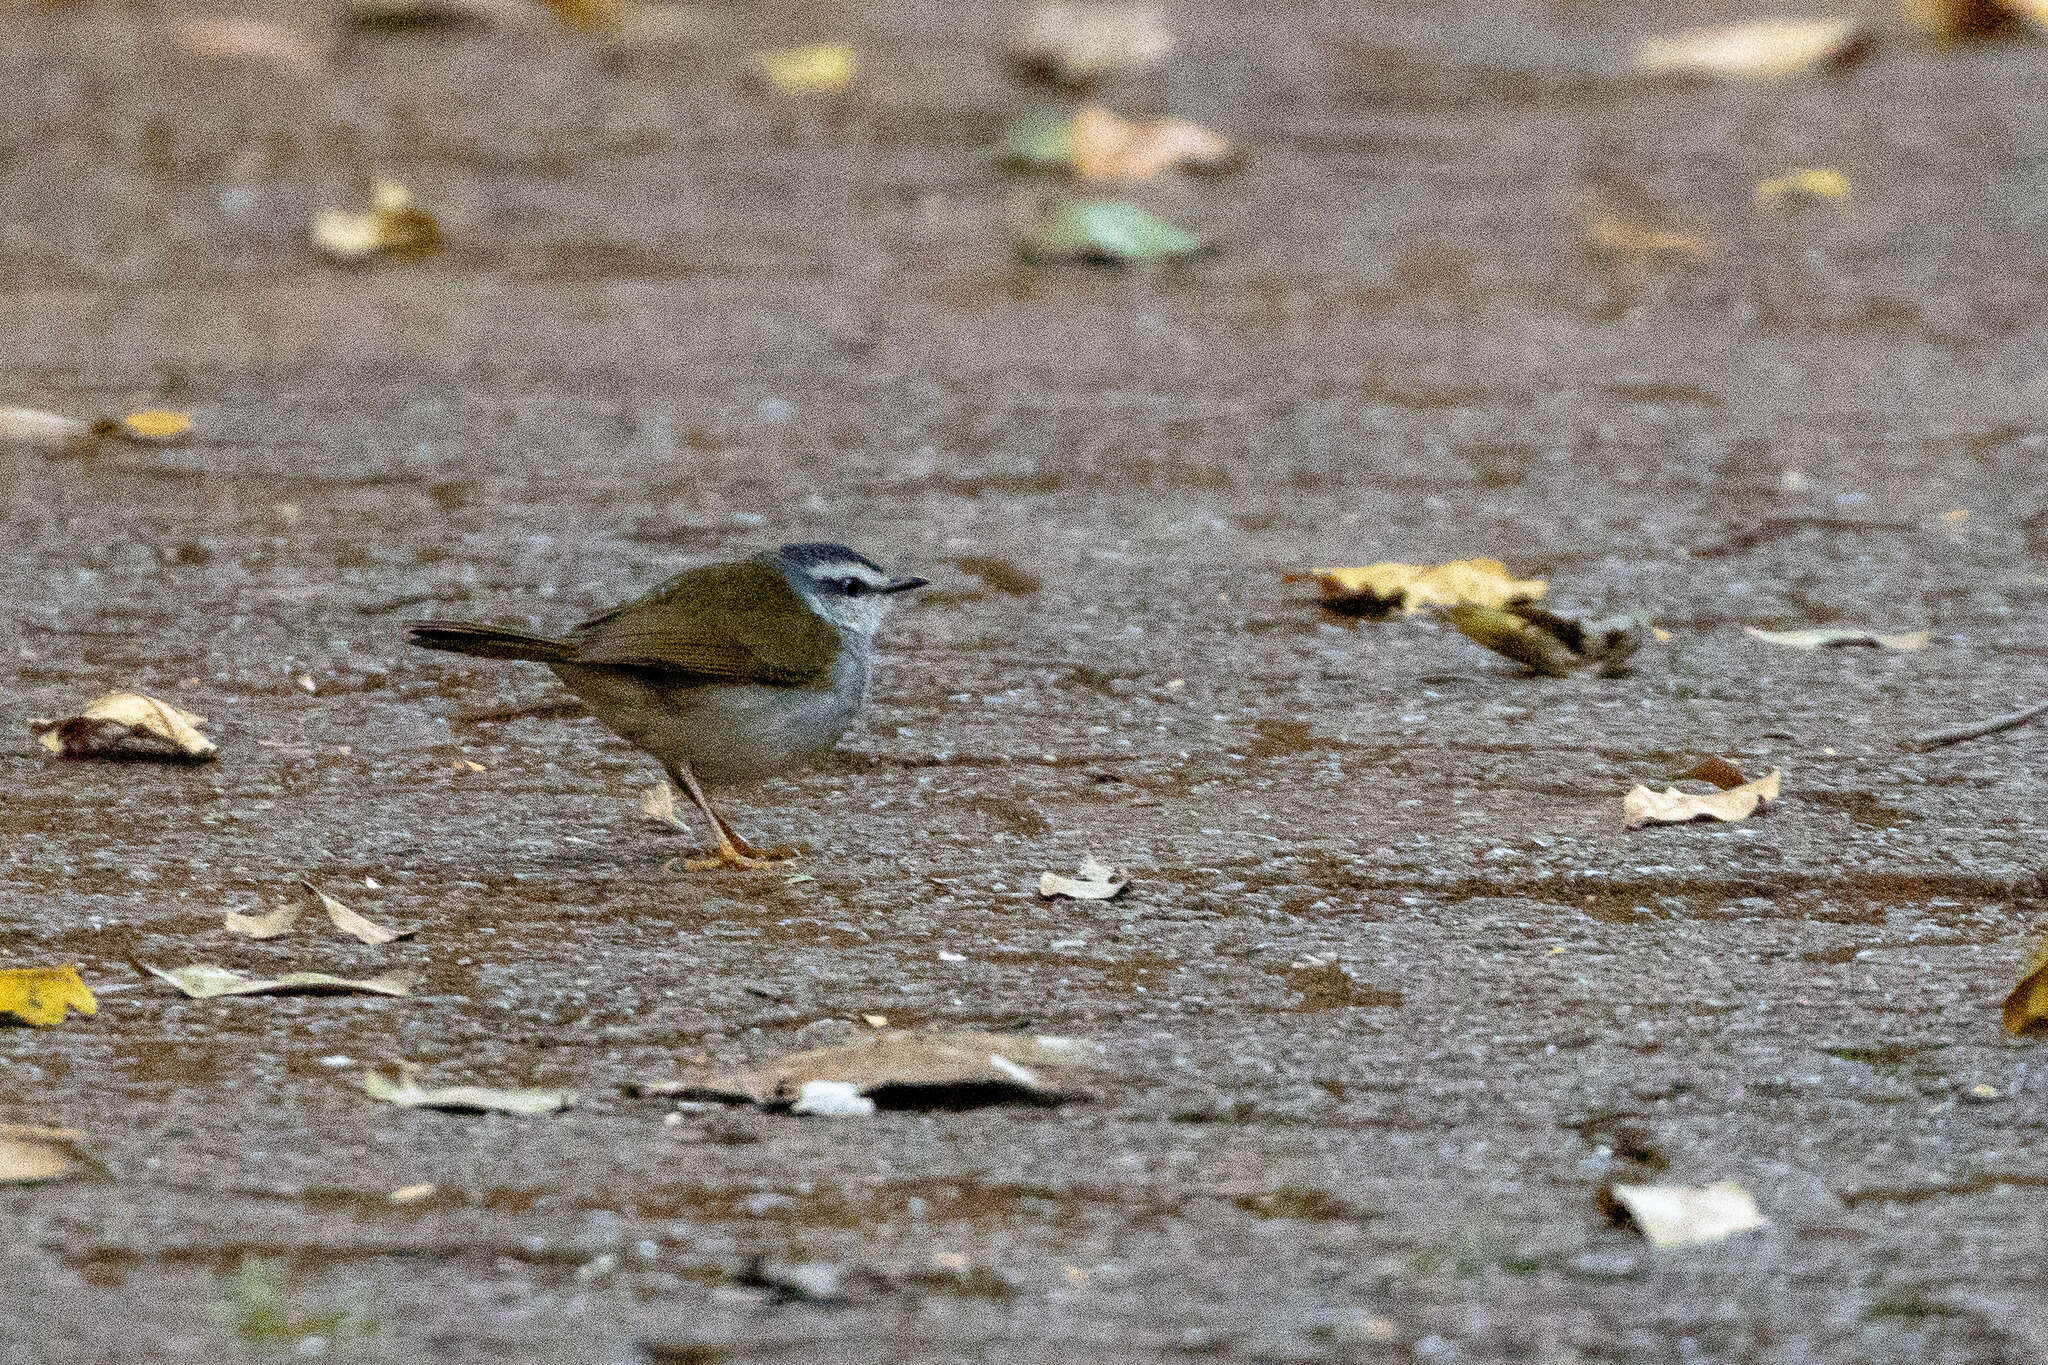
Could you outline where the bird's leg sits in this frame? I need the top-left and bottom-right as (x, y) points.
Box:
(664, 761), (796, 870)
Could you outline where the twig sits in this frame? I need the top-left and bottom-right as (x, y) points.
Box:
(1912, 699), (2048, 750)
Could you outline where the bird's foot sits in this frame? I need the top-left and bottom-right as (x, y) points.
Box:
(680, 837), (799, 872)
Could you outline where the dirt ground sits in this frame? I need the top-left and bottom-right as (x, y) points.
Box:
(4, 1), (2047, 1361)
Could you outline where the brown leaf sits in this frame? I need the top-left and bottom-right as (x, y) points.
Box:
(634, 1030), (1104, 1108)
(29, 692), (217, 762)
(1285, 558), (1545, 619)
(1675, 757), (1750, 791)
(2002, 932), (2048, 1036)
(1067, 106), (1235, 182)
(0, 966), (97, 1027)
(1899, 0), (2043, 44)
(1624, 769), (1781, 829)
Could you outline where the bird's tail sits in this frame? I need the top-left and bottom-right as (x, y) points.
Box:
(406, 619), (575, 663)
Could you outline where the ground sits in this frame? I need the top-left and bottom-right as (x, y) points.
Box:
(3, 1), (2047, 1361)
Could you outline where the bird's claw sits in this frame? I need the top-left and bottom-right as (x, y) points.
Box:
(680, 838), (799, 872)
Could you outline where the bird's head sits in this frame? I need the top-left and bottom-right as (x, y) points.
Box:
(767, 542), (926, 638)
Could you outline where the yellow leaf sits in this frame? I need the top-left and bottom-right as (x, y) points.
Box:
(312, 182), (442, 263)
(752, 42), (856, 93)
(1286, 558), (1546, 618)
(120, 409), (193, 440)
(2002, 932), (2048, 1036)
(1445, 603), (1643, 678)
(1624, 768), (1782, 829)
(1755, 168), (1851, 204)
(0, 966), (97, 1027)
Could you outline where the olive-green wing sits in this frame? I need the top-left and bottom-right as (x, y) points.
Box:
(565, 560), (840, 687)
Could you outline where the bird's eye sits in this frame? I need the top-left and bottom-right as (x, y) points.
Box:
(838, 576), (868, 597)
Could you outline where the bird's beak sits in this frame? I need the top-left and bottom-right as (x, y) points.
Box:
(881, 575), (928, 594)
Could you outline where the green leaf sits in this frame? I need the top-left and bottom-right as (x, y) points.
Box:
(1002, 111), (1075, 169)
(1020, 200), (1202, 263)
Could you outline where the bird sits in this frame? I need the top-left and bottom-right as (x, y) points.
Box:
(406, 543), (926, 870)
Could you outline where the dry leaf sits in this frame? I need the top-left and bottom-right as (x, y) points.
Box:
(312, 182), (443, 263)
(1039, 856), (1128, 900)
(1635, 18), (1866, 79)
(30, 692), (217, 762)
(1745, 626), (1928, 651)
(1285, 558), (1546, 619)
(2001, 931), (2048, 1036)
(1012, 3), (1172, 86)
(1899, 0), (2044, 43)
(634, 1030), (1104, 1108)
(144, 963), (414, 999)
(751, 42), (856, 93)
(640, 782), (690, 831)
(224, 904), (301, 940)
(1443, 603), (1643, 678)
(364, 1063), (574, 1116)
(1624, 768), (1782, 829)
(537, 0), (620, 29)
(1605, 1182), (1768, 1246)
(388, 1182), (437, 1204)
(0, 966), (97, 1027)
(1067, 105), (1235, 182)
(0, 1134), (78, 1184)
(0, 405), (96, 453)
(301, 880), (413, 945)
(172, 17), (328, 75)
(348, 0), (541, 32)
(1755, 168), (1851, 204)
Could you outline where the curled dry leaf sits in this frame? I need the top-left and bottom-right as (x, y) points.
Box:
(0, 1126), (82, 1184)
(312, 182), (443, 264)
(1443, 603), (1643, 678)
(1287, 558), (1546, 619)
(364, 1063), (575, 1116)
(1746, 626), (1928, 651)
(1012, 3), (1173, 87)
(1624, 768), (1781, 829)
(1039, 856), (1128, 900)
(1604, 1181), (1768, 1246)
(301, 880), (413, 945)
(31, 692), (217, 762)
(1067, 105), (1235, 182)
(0, 966), (97, 1027)
(0, 406), (95, 453)
(224, 904), (301, 940)
(143, 963), (414, 999)
(2001, 931), (2048, 1036)
(1634, 18), (1867, 79)
(634, 1030), (1104, 1109)
(1755, 168), (1851, 204)
(751, 42), (856, 93)
(1020, 200), (1202, 263)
